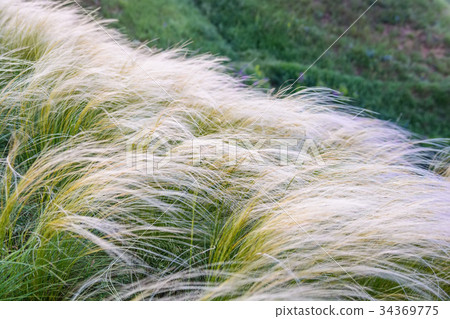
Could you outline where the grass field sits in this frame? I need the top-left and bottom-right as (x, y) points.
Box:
(81, 0), (450, 137)
(0, 0), (449, 301)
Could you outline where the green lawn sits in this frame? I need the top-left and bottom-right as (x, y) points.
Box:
(81, 0), (450, 137)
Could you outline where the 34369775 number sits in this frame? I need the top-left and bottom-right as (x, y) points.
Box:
(379, 306), (438, 316)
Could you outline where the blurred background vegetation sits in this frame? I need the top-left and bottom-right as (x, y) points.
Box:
(80, 0), (449, 137)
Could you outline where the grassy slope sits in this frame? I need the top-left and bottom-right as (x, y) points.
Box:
(82, 0), (450, 137)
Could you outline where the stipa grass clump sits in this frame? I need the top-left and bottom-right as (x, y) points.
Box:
(0, 0), (449, 300)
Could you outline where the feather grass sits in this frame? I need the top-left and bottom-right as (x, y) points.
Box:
(0, 0), (449, 300)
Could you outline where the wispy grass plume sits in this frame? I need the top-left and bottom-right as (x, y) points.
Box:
(0, 0), (448, 300)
